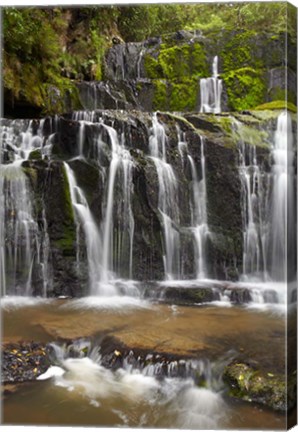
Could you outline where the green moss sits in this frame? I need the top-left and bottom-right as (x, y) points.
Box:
(22, 167), (38, 186)
(42, 80), (82, 115)
(159, 43), (207, 79)
(254, 100), (297, 113)
(152, 79), (169, 111)
(221, 31), (263, 72)
(223, 362), (290, 411)
(144, 54), (162, 79)
(144, 42), (207, 81)
(232, 124), (269, 148)
(54, 166), (76, 255)
(224, 67), (266, 111)
(269, 88), (297, 106)
(169, 78), (198, 111)
(28, 149), (42, 160)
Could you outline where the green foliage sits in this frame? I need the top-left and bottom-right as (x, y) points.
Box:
(3, 7), (108, 114)
(224, 67), (266, 111)
(3, 3), (295, 115)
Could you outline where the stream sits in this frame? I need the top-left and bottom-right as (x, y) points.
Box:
(2, 295), (288, 429)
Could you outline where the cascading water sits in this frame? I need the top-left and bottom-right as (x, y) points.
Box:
(236, 111), (295, 286)
(68, 113), (136, 294)
(137, 48), (144, 79)
(0, 120), (52, 296)
(200, 56), (222, 114)
(235, 119), (270, 281)
(176, 126), (209, 279)
(270, 111), (295, 282)
(188, 137), (209, 279)
(63, 163), (104, 295)
(149, 114), (180, 280)
(100, 123), (135, 284)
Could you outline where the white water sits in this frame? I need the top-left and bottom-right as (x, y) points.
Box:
(149, 114), (180, 280)
(176, 126), (209, 279)
(100, 123), (135, 283)
(200, 56), (222, 114)
(188, 137), (209, 279)
(36, 343), (227, 429)
(0, 121), (51, 295)
(63, 163), (104, 295)
(270, 111), (295, 281)
(137, 48), (144, 79)
(66, 115), (136, 294)
(235, 119), (270, 281)
(236, 111), (295, 284)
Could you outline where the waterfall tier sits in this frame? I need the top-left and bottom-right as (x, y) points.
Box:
(0, 110), (296, 297)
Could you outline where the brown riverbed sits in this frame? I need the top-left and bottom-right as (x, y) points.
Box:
(2, 297), (288, 429)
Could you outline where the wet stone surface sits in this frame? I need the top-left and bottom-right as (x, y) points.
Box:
(2, 342), (50, 383)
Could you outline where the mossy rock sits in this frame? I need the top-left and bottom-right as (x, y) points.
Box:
(223, 362), (296, 411)
(161, 287), (220, 305)
(28, 149), (42, 160)
(254, 100), (297, 113)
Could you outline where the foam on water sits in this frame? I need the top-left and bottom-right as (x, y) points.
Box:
(39, 355), (227, 429)
(0, 296), (54, 310)
(60, 295), (152, 311)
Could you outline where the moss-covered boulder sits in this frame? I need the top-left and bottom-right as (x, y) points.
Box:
(223, 361), (297, 412)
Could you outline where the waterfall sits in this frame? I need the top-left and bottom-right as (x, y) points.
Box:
(0, 120), (51, 296)
(149, 114), (180, 280)
(63, 163), (105, 295)
(65, 116), (136, 293)
(200, 56), (222, 114)
(270, 111), (295, 282)
(188, 137), (209, 279)
(137, 48), (144, 79)
(235, 119), (270, 281)
(236, 111), (295, 283)
(100, 123), (135, 283)
(176, 126), (209, 279)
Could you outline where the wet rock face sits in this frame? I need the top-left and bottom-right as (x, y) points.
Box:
(3, 110), (284, 296)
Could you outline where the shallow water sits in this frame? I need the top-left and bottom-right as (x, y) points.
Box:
(2, 296), (288, 429)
